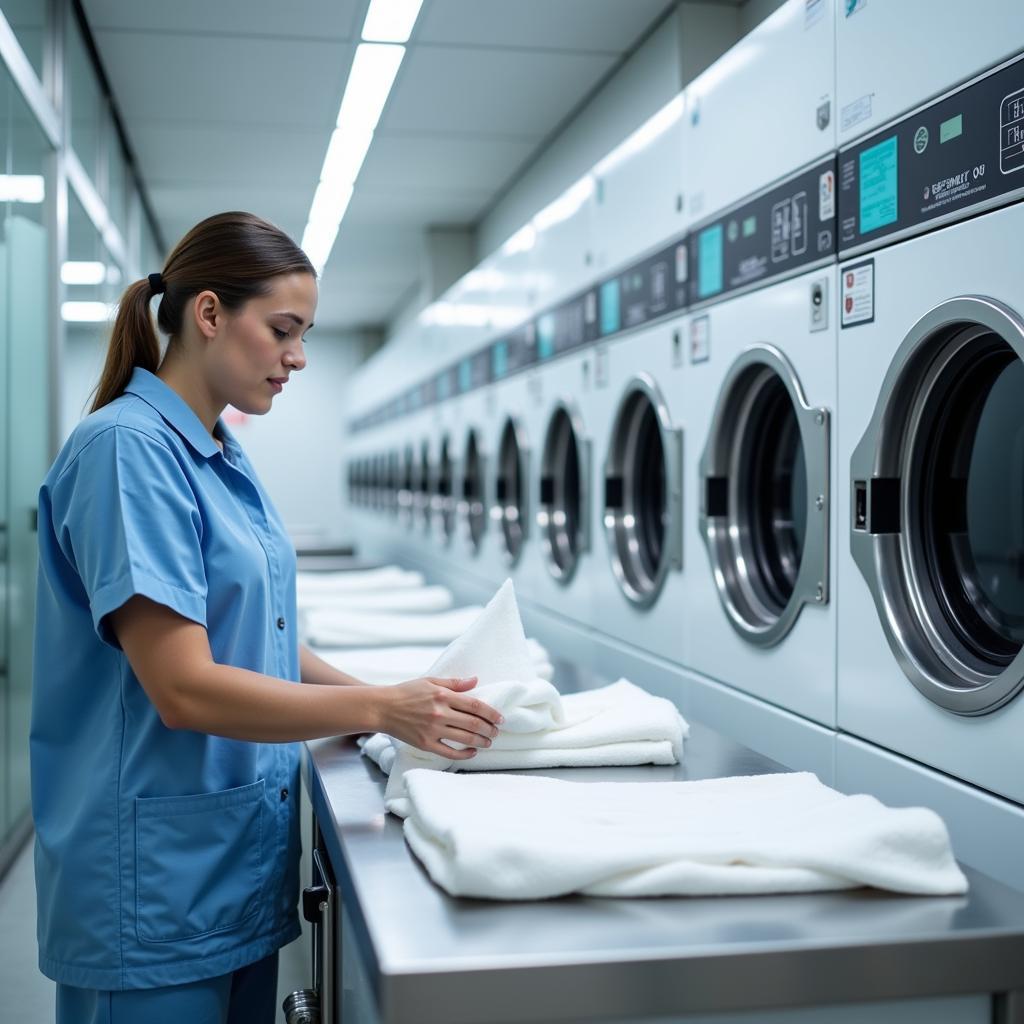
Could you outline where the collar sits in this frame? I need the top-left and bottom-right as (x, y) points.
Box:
(123, 367), (223, 459)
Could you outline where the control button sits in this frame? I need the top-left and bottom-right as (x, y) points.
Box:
(276, 617), (286, 630)
(280, 787), (289, 802)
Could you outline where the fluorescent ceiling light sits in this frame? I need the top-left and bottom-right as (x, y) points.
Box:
(534, 174), (595, 233)
(61, 261), (106, 285)
(362, 0), (423, 43)
(320, 125), (375, 190)
(336, 44), (404, 136)
(62, 301), (115, 323)
(501, 224), (536, 257)
(0, 174), (44, 203)
(420, 302), (530, 329)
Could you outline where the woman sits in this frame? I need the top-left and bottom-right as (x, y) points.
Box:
(30, 212), (502, 1023)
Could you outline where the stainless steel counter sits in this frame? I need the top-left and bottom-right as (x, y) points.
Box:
(304, 662), (1024, 1024)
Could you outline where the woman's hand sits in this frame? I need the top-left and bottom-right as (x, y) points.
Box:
(377, 676), (503, 759)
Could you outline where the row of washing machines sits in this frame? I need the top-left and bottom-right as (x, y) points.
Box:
(341, 2), (1024, 888)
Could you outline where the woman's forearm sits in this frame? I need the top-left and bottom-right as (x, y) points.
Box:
(299, 643), (367, 686)
(170, 660), (385, 741)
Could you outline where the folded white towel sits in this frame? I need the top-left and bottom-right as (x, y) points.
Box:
(298, 584), (453, 614)
(314, 640), (554, 685)
(295, 567), (425, 593)
(304, 605), (484, 647)
(401, 770), (969, 900)
(366, 679), (685, 791)
(361, 580), (687, 816)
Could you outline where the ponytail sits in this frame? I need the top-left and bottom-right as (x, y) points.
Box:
(90, 211), (314, 413)
(90, 279), (161, 413)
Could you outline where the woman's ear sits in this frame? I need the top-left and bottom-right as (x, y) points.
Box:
(192, 290), (221, 340)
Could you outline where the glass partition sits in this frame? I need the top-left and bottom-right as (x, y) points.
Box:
(2, 0), (49, 83)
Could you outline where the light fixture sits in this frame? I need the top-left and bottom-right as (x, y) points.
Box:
(300, 42), (411, 275)
(361, 0), (424, 44)
(61, 261), (106, 285)
(0, 174), (44, 203)
(62, 301), (115, 323)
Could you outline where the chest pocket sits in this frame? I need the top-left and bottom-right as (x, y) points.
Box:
(135, 779), (265, 944)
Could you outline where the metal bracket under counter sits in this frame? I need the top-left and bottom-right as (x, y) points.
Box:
(302, 662), (1024, 1024)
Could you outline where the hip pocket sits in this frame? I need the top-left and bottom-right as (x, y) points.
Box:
(135, 779), (265, 944)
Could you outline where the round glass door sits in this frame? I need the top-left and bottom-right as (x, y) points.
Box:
(539, 404), (588, 583)
(495, 417), (528, 565)
(700, 346), (829, 646)
(603, 375), (681, 606)
(435, 437), (455, 542)
(851, 296), (1024, 714)
(462, 429), (486, 554)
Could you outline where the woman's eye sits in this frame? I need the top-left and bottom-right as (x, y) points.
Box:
(272, 327), (289, 340)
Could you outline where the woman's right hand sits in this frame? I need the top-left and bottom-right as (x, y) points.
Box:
(377, 676), (503, 758)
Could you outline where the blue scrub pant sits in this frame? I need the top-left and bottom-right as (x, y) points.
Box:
(55, 951), (279, 1024)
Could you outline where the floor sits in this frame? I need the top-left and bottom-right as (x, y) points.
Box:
(0, 822), (312, 1023)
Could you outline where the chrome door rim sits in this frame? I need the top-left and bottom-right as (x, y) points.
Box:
(538, 400), (591, 584)
(699, 345), (830, 647)
(495, 416), (530, 567)
(603, 374), (683, 608)
(850, 295), (1024, 715)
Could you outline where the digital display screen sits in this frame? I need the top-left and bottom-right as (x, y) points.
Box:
(940, 113), (963, 144)
(859, 135), (898, 234)
(697, 224), (724, 299)
(437, 373), (450, 401)
(492, 340), (508, 379)
(600, 279), (621, 336)
(537, 313), (555, 359)
(742, 215), (757, 238)
(458, 360), (472, 393)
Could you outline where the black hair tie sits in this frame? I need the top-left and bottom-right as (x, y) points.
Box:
(148, 272), (165, 296)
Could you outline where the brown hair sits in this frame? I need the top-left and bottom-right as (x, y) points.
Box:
(91, 211), (315, 412)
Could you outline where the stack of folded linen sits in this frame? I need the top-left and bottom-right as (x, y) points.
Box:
(315, 638), (555, 685)
(297, 584), (454, 614)
(303, 604), (485, 648)
(400, 770), (969, 900)
(360, 580), (688, 817)
(296, 566), (425, 596)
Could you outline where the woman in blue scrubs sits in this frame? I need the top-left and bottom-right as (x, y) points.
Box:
(31, 212), (502, 1024)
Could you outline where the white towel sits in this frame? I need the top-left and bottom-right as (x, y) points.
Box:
(298, 584), (453, 614)
(295, 566), (425, 593)
(361, 580), (687, 816)
(314, 640), (554, 685)
(304, 605), (484, 647)
(401, 770), (969, 900)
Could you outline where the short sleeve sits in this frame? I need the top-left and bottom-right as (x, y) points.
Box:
(50, 425), (208, 646)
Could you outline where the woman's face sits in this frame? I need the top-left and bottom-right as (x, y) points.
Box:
(205, 271), (318, 415)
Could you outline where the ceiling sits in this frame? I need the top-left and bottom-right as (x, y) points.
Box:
(81, 0), (677, 332)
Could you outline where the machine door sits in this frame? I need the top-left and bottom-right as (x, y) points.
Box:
(398, 445), (414, 528)
(434, 437), (456, 543)
(460, 429), (487, 553)
(538, 403), (591, 583)
(603, 375), (682, 607)
(417, 441), (431, 531)
(700, 345), (830, 647)
(494, 417), (529, 566)
(852, 296), (1024, 715)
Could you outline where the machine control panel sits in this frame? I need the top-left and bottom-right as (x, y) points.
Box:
(838, 53), (1024, 255)
(689, 156), (837, 308)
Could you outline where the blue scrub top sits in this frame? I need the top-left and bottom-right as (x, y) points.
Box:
(31, 367), (302, 990)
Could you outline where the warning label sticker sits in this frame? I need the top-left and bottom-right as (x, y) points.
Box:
(841, 260), (874, 328)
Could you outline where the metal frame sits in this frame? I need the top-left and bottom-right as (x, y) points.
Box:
(699, 344), (830, 647)
(603, 373), (683, 608)
(538, 399), (592, 585)
(851, 295), (1024, 714)
(493, 414), (530, 568)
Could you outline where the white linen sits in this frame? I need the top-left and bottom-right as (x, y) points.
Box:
(298, 584), (453, 614)
(400, 769), (969, 900)
(314, 640), (554, 685)
(295, 566), (425, 593)
(303, 605), (484, 648)
(360, 579), (687, 816)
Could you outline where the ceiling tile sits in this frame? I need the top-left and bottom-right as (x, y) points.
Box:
(417, 0), (674, 53)
(93, 30), (351, 129)
(379, 45), (617, 137)
(82, 0), (362, 40)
